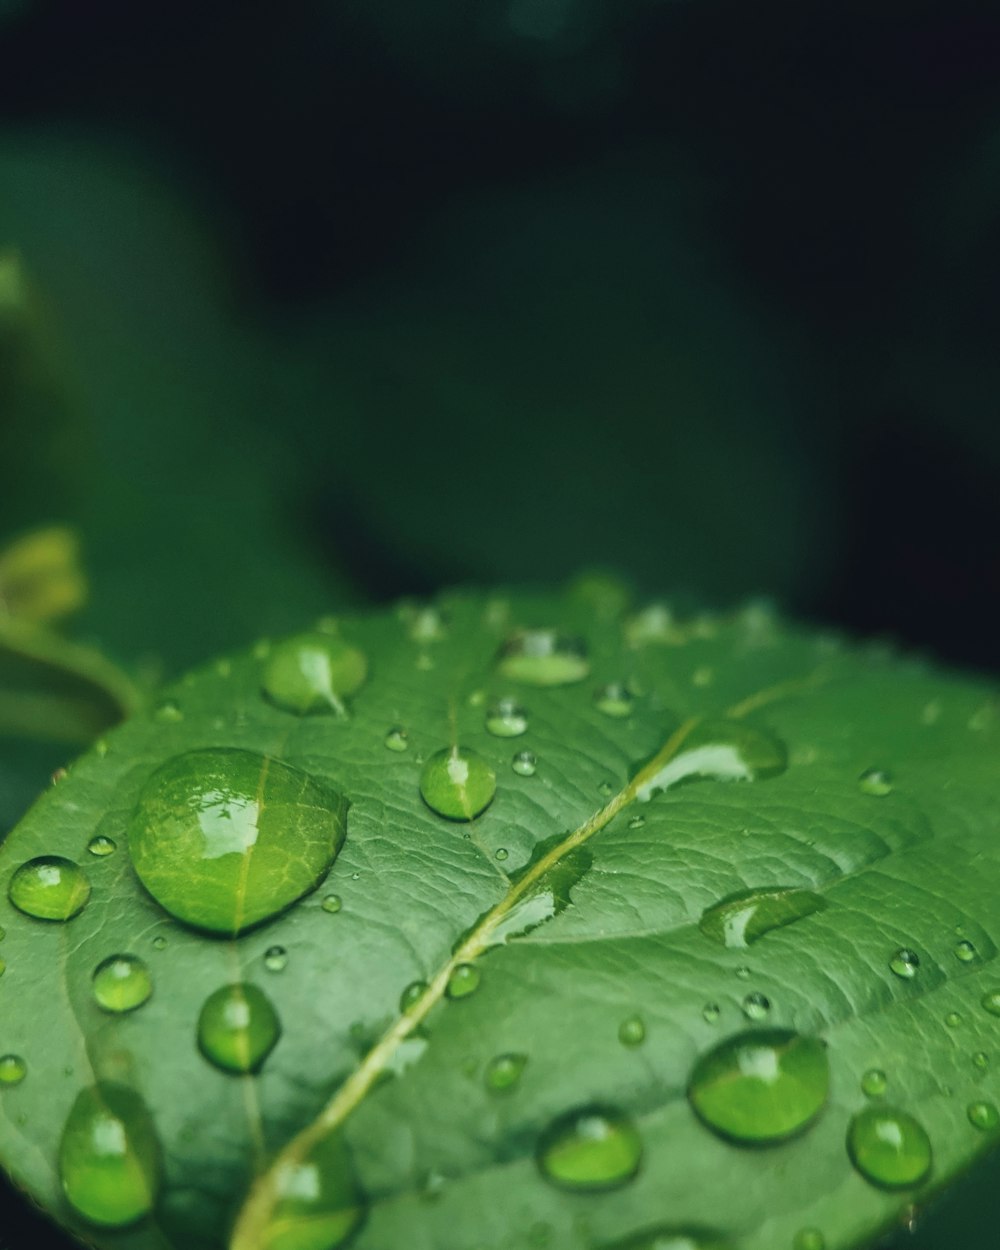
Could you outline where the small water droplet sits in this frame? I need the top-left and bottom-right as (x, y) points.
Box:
(152, 936), (167, 951)
(92, 955), (153, 1014)
(973, 1051), (989, 1072)
(322, 894), (342, 914)
(497, 630), (590, 686)
(0, 1055), (25, 1085)
(628, 815), (645, 830)
(384, 727), (409, 752)
(350, 871), (360, 881)
(447, 963), (481, 999)
(58, 1083), (161, 1227)
(153, 698), (183, 724)
(420, 746), (496, 821)
(618, 1016), (646, 1047)
(512, 750), (537, 777)
(594, 683), (633, 718)
(261, 632), (367, 715)
(954, 939), (977, 963)
(51, 767), (68, 785)
(859, 768), (892, 796)
(485, 1052), (527, 1093)
(8, 856), (90, 921)
(702, 1003), (721, 1025)
(485, 698), (529, 738)
(945, 1011), (962, 1029)
(399, 980), (427, 1013)
(793, 1230), (826, 1250)
(197, 983), (281, 1074)
(688, 1029), (829, 1144)
(846, 1106), (932, 1189)
(495, 847), (509, 861)
(699, 887), (826, 949)
(861, 1069), (888, 1098)
(741, 992), (771, 1022)
(86, 835), (116, 858)
(981, 989), (1000, 1017)
(536, 1106), (642, 1191)
(264, 946), (288, 973)
(967, 1101), (999, 1132)
(598, 779), (614, 797)
(890, 948), (920, 979)
(735, 966), (751, 981)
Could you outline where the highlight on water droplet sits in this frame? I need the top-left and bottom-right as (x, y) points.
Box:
(447, 963), (481, 999)
(0, 1054), (26, 1086)
(92, 955), (153, 1014)
(58, 1083), (161, 1227)
(594, 683), (633, 718)
(699, 887), (826, 949)
(197, 983), (281, 1074)
(255, 1130), (367, 1250)
(618, 1016), (646, 1047)
(322, 894), (342, 914)
(967, 1101), (999, 1132)
(512, 750), (537, 777)
(264, 946), (288, 973)
(954, 939), (977, 963)
(127, 749), (348, 936)
(485, 1052), (527, 1093)
(420, 746), (496, 821)
(87, 835), (117, 858)
(536, 1105), (642, 1191)
(889, 948), (920, 979)
(635, 719), (786, 802)
(8, 856), (90, 921)
(384, 727), (409, 753)
(861, 1069), (887, 1099)
(846, 1106), (932, 1190)
(688, 1029), (829, 1144)
(497, 629), (590, 686)
(485, 698), (529, 738)
(261, 631), (368, 715)
(858, 768), (892, 796)
(741, 992), (771, 1022)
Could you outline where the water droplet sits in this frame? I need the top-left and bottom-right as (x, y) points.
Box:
(702, 1003), (721, 1025)
(51, 766), (68, 785)
(258, 1131), (366, 1250)
(688, 1029), (829, 1144)
(846, 1106), (932, 1189)
(58, 1083), (161, 1227)
(967, 1101), (999, 1132)
(399, 981), (427, 1013)
(497, 630), (590, 686)
(741, 992), (771, 1022)
(485, 1052), (527, 1093)
(889, 948), (920, 979)
(618, 1016), (646, 1047)
(628, 815), (645, 829)
(92, 955), (153, 1014)
(8, 856), (90, 921)
(197, 983), (281, 1074)
(624, 603), (676, 648)
(536, 1106), (642, 1191)
(973, 1051), (989, 1072)
(861, 1069), (888, 1098)
(485, 698), (529, 738)
(735, 966), (751, 981)
(598, 779), (614, 797)
(859, 768), (892, 797)
(127, 749), (348, 936)
(606, 1228), (731, 1250)
(87, 835), (116, 858)
(404, 605), (447, 643)
(699, 887), (826, 949)
(793, 1231), (825, 1250)
(594, 683), (633, 718)
(261, 632), (367, 715)
(955, 939), (977, 963)
(981, 989), (1000, 1016)
(420, 746), (496, 821)
(447, 963), (481, 999)
(264, 946), (288, 973)
(152, 936), (167, 951)
(945, 1011), (962, 1029)
(635, 719), (786, 802)
(512, 750), (538, 777)
(495, 847), (509, 861)
(153, 698), (183, 724)
(0, 1055), (25, 1085)
(322, 894), (342, 914)
(384, 727), (409, 752)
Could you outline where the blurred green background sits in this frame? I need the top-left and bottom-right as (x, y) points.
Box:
(1, 1), (1000, 1246)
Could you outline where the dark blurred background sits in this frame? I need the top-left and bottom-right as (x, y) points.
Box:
(1, 1), (999, 1247)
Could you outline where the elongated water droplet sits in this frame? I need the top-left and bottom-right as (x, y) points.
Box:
(447, 963), (481, 999)
(889, 948), (920, 979)
(981, 989), (1000, 1016)
(536, 1106), (642, 1191)
(399, 980), (427, 1013)
(58, 1084), (161, 1228)
(259, 1131), (367, 1250)
(8, 856), (90, 921)
(87, 836), (117, 858)
(954, 939), (977, 963)
(741, 992), (771, 1022)
(322, 894), (342, 914)
(153, 698), (183, 724)
(420, 747), (496, 821)
(861, 1069), (887, 1098)
(607, 1228), (731, 1250)
(197, 983), (281, 1074)
(264, 946), (288, 973)
(859, 768), (892, 796)
(486, 698), (529, 738)
(688, 1029), (829, 1144)
(384, 727), (409, 752)
(594, 683), (633, 718)
(498, 630), (590, 686)
(846, 1106), (932, 1189)
(485, 1053), (527, 1093)
(967, 1101), (999, 1131)
(92, 955), (153, 1014)
(512, 750), (537, 777)
(127, 749), (348, 936)
(0, 1055), (25, 1085)
(699, 887), (826, 948)
(635, 720), (786, 802)
(261, 632), (367, 715)
(618, 1016), (646, 1046)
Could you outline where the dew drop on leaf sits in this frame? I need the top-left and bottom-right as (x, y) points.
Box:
(495, 847), (509, 861)
(512, 750), (538, 777)
(606, 1227), (732, 1250)
(322, 894), (342, 914)
(967, 1101), (999, 1131)
(741, 992), (771, 1021)
(688, 1029), (829, 1144)
(0, 1055), (25, 1085)
(635, 719), (786, 802)
(419, 747), (496, 821)
(447, 963), (481, 999)
(889, 948), (920, 979)
(954, 939), (977, 962)
(58, 1083), (161, 1228)
(152, 936), (167, 951)
(8, 856), (90, 921)
(485, 698), (529, 738)
(861, 1068), (888, 1098)
(702, 1003), (721, 1025)
(699, 887), (826, 948)
(858, 768), (893, 796)
(594, 683), (633, 718)
(127, 749), (348, 936)
(259, 1130), (367, 1250)
(484, 1052), (527, 1093)
(628, 815), (645, 829)
(92, 955), (153, 1014)
(261, 632), (368, 715)
(197, 983), (281, 1074)
(264, 946), (288, 973)
(618, 1015), (646, 1046)
(973, 1051), (989, 1072)
(945, 1011), (962, 1029)
(86, 835), (116, 858)
(497, 629), (590, 686)
(981, 989), (1000, 1016)
(846, 1106), (932, 1189)
(153, 698), (183, 724)
(399, 980), (428, 1013)
(536, 1105), (642, 1191)
(384, 727), (409, 752)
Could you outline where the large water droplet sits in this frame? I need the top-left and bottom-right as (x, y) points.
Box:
(536, 1106), (642, 1191)
(968, 1101), (999, 1131)
(858, 767), (892, 796)
(447, 963), (481, 999)
(594, 683), (633, 718)
(58, 1084), (161, 1228)
(261, 632), (368, 715)
(198, 983), (281, 1074)
(699, 887), (826, 948)
(87, 836), (117, 858)
(688, 1029), (829, 1144)
(0, 1055), (26, 1086)
(485, 1052), (527, 1093)
(485, 698), (529, 738)
(607, 1228), (731, 1250)
(322, 894), (342, 914)
(127, 749), (348, 936)
(846, 1106), (932, 1189)
(889, 948), (920, 979)
(635, 720), (786, 802)
(92, 955), (153, 1014)
(8, 856), (90, 921)
(497, 630), (590, 686)
(419, 747), (496, 821)
(260, 1131), (367, 1250)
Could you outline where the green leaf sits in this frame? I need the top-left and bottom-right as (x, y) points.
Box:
(0, 590), (999, 1250)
